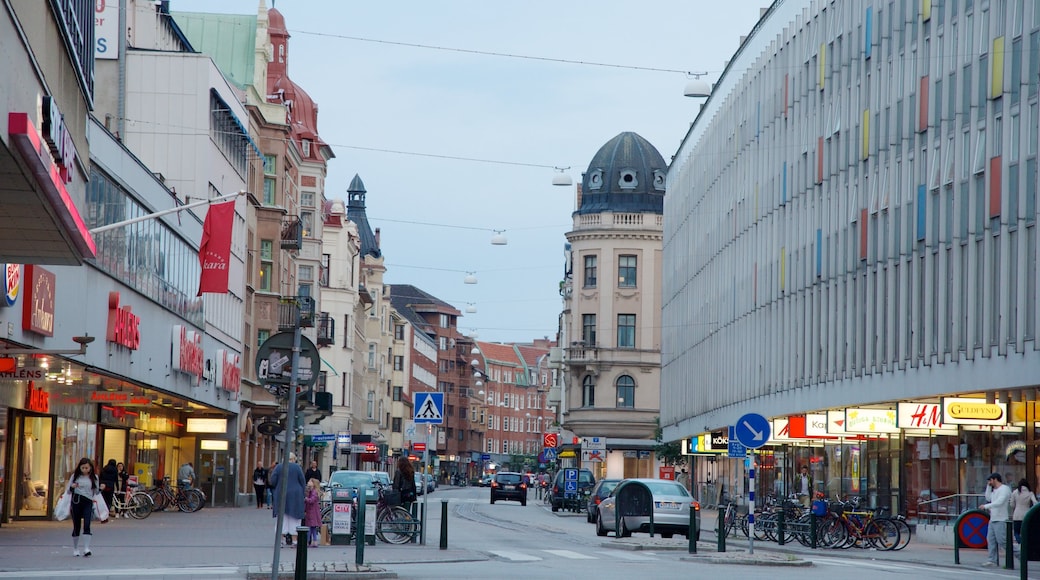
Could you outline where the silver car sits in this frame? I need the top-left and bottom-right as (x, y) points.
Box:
(596, 478), (701, 540)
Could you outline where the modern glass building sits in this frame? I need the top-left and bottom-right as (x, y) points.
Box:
(662, 0), (1040, 524)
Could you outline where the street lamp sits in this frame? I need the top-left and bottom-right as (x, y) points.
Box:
(683, 72), (712, 98)
(552, 166), (573, 186)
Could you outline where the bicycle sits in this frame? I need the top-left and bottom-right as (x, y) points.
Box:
(321, 483), (420, 544)
(714, 501), (739, 538)
(111, 486), (154, 519)
(145, 476), (204, 512)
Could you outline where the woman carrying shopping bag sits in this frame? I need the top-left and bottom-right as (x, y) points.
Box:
(65, 458), (99, 557)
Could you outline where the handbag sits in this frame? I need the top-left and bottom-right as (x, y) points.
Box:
(54, 492), (71, 521)
(383, 489), (402, 507)
(93, 492), (110, 523)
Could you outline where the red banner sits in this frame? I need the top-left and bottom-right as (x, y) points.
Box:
(197, 201), (235, 295)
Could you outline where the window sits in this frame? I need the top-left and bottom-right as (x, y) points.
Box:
(616, 375), (635, 408)
(301, 191), (315, 208)
(582, 314), (596, 345)
(343, 315), (351, 347)
(301, 211), (313, 238)
(618, 255), (637, 287)
(320, 254), (330, 286)
(259, 240), (273, 291)
(368, 344), (376, 369)
(366, 391), (374, 419)
(263, 177), (276, 205)
(583, 255), (598, 288)
(394, 324), (405, 340)
(582, 375), (595, 407)
(439, 314), (449, 327)
(263, 154), (276, 175)
(391, 417), (402, 433)
(257, 329), (270, 347)
(617, 314), (636, 348)
(393, 356), (404, 371)
(302, 139), (311, 158)
(393, 386), (402, 401)
(299, 265), (313, 281)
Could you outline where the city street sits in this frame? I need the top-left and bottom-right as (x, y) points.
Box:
(0, 485), (1035, 579)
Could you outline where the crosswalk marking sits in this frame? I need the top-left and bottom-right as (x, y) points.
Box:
(544, 549), (596, 559)
(0, 567), (241, 578)
(596, 550), (658, 561)
(813, 557), (977, 576)
(489, 550), (542, 561)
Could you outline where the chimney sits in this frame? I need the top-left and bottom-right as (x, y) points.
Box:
(374, 228), (381, 248)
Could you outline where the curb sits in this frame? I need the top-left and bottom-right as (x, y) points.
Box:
(246, 565), (397, 579)
(680, 554), (814, 567)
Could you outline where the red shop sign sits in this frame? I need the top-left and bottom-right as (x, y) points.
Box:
(106, 292), (140, 350)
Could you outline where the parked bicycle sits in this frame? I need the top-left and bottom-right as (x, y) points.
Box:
(111, 485), (154, 519)
(145, 476), (205, 512)
(320, 482), (419, 544)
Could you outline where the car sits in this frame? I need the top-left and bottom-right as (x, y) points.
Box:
(595, 478), (701, 540)
(372, 471), (392, 487)
(423, 474), (435, 493)
(413, 474), (425, 496)
(490, 471), (528, 506)
(478, 475), (493, 487)
(549, 468), (596, 512)
(586, 478), (622, 523)
(327, 470), (384, 498)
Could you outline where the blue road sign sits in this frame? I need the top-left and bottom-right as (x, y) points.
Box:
(542, 447), (557, 461)
(734, 413), (771, 449)
(414, 392), (444, 424)
(727, 426), (747, 457)
(310, 433), (336, 443)
(481, 453), (491, 461)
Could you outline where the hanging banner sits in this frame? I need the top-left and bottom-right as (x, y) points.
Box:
(197, 201), (235, 295)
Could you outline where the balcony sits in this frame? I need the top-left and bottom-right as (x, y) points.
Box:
(316, 313), (335, 346)
(565, 345), (660, 371)
(281, 217), (302, 250)
(278, 296), (315, 330)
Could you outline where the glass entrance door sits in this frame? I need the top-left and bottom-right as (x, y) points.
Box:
(12, 414), (53, 518)
(199, 450), (230, 506)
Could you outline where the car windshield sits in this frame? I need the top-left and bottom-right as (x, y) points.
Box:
(497, 473), (522, 484)
(645, 482), (689, 496)
(601, 481), (620, 494)
(329, 472), (377, 490)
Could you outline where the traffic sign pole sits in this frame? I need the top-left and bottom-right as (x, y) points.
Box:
(748, 452), (755, 555)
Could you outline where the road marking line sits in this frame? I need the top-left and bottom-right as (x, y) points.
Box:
(0, 567), (241, 578)
(543, 549), (596, 559)
(597, 550), (658, 561)
(488, 550), (541, 561)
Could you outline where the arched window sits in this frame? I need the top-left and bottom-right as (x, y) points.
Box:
(582, 375), (595, 407)
(616, 375), (635, 408)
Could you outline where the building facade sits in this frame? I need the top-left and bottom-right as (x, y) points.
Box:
(663, 0), (1040, 521)
(558, 132), (666, 480)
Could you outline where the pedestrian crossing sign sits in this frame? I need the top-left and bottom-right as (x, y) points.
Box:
(413, 392), (444, 424)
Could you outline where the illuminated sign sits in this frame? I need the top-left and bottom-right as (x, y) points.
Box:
(213, 349), (241, 394)
(106, 292), (140, 350)
(22, 265), (55, 336)
(172, 325), (203, 384)
(844, 408), (899, 433)
(805, 413), (831, 437)
(41, 96), (76, 184)
(942, 397), (1008, 426)
(89, 391), (151, 405)
(0, 366), (46, 381)
(26, 381), (49, 413)
(3, 263), (21, 306)
(186, 418), (227, 433)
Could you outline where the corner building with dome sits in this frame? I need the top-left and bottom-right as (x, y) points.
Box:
(662, 0), (1040, 536)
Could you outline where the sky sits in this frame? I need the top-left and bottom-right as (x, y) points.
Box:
(172, 0), (766, 344)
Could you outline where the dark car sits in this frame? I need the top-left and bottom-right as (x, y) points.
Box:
(490, 471), (528, 506)
(586, 478), (622, 523)
(478, 475), (493, 487)
(550, 468), (596, 512)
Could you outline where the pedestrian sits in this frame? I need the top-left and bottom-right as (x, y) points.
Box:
(393, 456), (417, 509)
(98, 459), (118, 511)
(305, 460), (322, 483)
(269, 453), (306, 547)
(982, 472), (1012, 567)
(177, 461), (195, 490)
(115, 462), (130, 493)
(1012, 478), (1037, 545)
(304, 478), (322, 547)
(252, 462), (269, 509)
(65, 457), (99, 557)
(796, 465), (813, 507)
(267, 461), (278, 509)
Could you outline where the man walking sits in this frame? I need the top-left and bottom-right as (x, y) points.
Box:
(982, 472), (1012, 567)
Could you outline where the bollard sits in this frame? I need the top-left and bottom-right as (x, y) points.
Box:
(295, 526), (309, 580)
(355, 489), (366, 567)
(810, 513), (818, 549)
(688, 505), (698, 554)
(778, 509), (786, 546)
(419, 502), (427, 545)
(1006, 520), (1015, 570)
(440, 501), (448, 550)
(717, 506), (726, 553)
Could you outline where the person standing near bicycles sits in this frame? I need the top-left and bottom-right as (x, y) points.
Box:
(65, 457), (99, 557)
(269, 453), (306, 547)
(178, 461), (196, 490)
(305, 460), (322, 484)
(252, 462), (269, 509)
(982, 472), (1012, 567)
(98, 459), (118, 512)
(795, 465), (814, 507)
(393, 456), (417, 510)
(304, 478), (322, 547)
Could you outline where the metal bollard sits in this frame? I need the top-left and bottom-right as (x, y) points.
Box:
(355, 491), (366, 566)
(717, 506), (726, 553)
(440, 501), (448, 550)
(688, 506), (698, 554)
(810, 513), (818, 549)
(295, 526), (308, 580)
(1006, 520), (1014, 570)
(778, 509), (786, 546)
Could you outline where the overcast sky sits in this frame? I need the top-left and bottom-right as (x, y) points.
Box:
(172, 0), (766, 343)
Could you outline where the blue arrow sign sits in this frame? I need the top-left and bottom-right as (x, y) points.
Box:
(414, 392), (444, 424)
(734, 413), (771, 449)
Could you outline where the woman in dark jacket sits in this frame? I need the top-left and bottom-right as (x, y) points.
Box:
(252, 462), (268, 509)
(269, 453), (306, 546)
(98, 459), (119, 510)
(393, 456), (417, 509)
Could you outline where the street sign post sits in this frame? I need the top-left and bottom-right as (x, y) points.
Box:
(734, 413), (771, 449)
(727, 426), (746, 458)
(413, 393), (444, 424)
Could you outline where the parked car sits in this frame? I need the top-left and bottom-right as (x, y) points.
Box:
(478, 475), (493, 487)
(595, 478), (701, 540)
(586, 478), (622, 523)
(414, 473), (425, 496)
(423, 474), (436, 493)
(490, 471), (528, 506)
(550, 468), (596, 512)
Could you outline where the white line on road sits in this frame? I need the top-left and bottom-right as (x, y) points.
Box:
(488, 550), (542, 561)
(0, 567), (241, 578)
(812, 557), (979, 575)
(596, 550), (658, 561)
(543, 549), (597, 559)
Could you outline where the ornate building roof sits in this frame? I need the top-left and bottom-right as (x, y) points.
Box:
(345, 174), (381, 259)
(576, 131), (668, 216)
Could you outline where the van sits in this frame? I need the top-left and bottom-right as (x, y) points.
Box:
(550, 468), (595, 512)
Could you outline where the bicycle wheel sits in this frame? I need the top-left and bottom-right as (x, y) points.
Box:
(146, 488), (168, 511)
(176, 491), (202, 513)
(376, 507), (419, 544)
(866, 518), (899, 551)
(188, 489), (205, 512)
(129, 492), (154, 519)
(819, 517), (848, 548)
(888, 518), (912, 550)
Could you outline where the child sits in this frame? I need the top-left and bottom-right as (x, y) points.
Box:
(304, 478), (322, 547)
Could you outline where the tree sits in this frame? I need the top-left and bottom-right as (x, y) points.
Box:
(653, 417), (687, 467)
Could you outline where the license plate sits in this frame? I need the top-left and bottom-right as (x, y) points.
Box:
(505, 485), (515, 490)
(655, 501), (680, 509)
